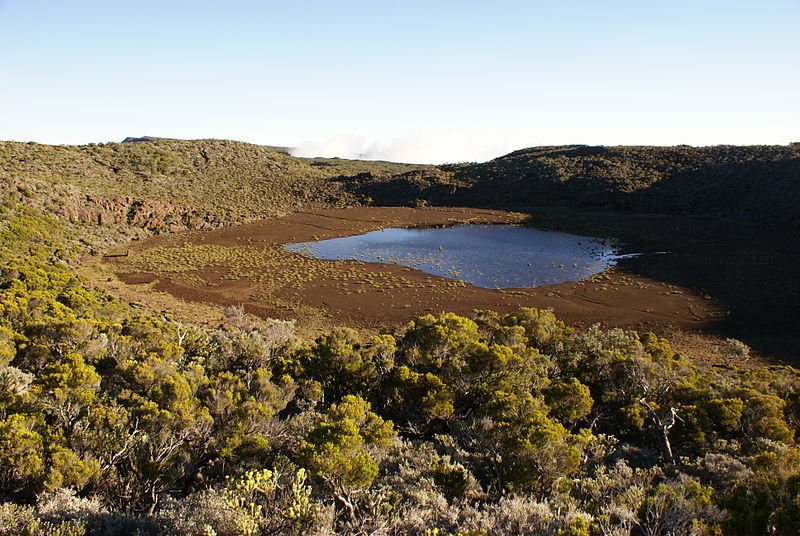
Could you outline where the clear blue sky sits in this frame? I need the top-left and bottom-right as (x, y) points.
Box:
(1, 1), (798, 163)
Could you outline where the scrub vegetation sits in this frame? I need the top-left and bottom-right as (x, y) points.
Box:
(1, 139), (799, 534)
(354, 144), (800, 228)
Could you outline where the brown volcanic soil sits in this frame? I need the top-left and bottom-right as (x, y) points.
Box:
(102, 207), (724, 346)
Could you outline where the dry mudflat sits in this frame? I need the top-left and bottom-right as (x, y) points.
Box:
(96, 207), (725, 354)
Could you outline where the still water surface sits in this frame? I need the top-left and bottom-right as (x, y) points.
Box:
(285, 224), (625, 289)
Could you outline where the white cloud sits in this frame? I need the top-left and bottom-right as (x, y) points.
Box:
(289, 128), (519, 165)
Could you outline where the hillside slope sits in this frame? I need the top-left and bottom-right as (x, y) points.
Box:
(0, 139), (425, 238)
(351, 144), (800, 227)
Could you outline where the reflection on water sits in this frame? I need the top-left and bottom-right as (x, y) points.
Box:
(285, 224), (626, 289)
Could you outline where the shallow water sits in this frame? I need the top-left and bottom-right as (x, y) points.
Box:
(285, 224), (625, 289)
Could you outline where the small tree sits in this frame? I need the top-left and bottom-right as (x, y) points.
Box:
(298, 395), (395, 519)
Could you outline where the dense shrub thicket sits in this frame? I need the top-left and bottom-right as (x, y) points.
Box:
(1, 202), (799, 535)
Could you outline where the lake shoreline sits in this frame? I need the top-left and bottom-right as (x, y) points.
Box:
(285, 223), (623, 289)
(91, 206), (727, 360)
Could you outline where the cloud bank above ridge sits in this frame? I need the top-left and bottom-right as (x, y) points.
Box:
(289, 129), (519, 165)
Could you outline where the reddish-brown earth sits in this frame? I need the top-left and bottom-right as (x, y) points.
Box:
(105, 207), (724, 341)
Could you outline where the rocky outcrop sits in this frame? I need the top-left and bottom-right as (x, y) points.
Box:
(60, 194), (223, 233)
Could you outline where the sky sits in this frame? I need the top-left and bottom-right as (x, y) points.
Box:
(0, 1), (798, 164)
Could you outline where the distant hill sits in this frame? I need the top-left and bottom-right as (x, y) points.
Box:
(122, 136), (294, 155)
(122, 135), (177, 143)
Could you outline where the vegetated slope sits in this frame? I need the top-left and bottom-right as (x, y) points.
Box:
(0, 138), (426, 239)
(1, 199), (800, 535)
(349, 144), (800, 227)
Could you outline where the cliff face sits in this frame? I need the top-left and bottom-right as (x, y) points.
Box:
(1, 173), (223, 239)
(61, 194), (221, 233)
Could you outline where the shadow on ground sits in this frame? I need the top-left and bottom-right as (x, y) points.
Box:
(520, 208), (800, 364)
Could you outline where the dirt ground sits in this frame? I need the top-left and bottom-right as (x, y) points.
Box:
(87, 207), (734, 358)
